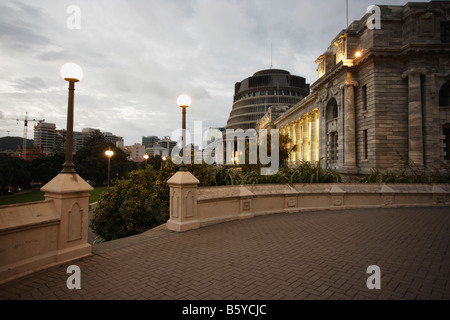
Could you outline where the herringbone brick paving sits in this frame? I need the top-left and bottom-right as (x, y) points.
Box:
(0, 206), (449, 300)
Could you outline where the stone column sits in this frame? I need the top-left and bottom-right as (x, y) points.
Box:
(284, 125), (290, 162)
(290, 122), (296, 163)
(296, 119), (302, 162)
(302, 115), (309, 162)
(344, 72), (358, 172)
(310, 110), (319, 164)
(166, 171), (200, 232)
(41, 173), (93, 263)
(406, 71), (424, 168)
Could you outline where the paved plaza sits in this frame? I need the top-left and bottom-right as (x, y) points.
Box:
(0, 206), (449, 300)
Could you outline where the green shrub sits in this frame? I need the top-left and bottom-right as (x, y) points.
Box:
(90, 167), (170, 241)
(357, 168), (450, 184)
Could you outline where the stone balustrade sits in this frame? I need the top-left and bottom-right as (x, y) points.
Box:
(167, 171), (450, 232)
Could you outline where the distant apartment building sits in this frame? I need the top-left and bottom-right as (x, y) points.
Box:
(156, 136), (177, 157)
(33, 122), (57, 154)
(33, 121), (124, 154)
(142, 136), (160, 148)
(127, 143), (146, 161)
(147, 145), (168, 157)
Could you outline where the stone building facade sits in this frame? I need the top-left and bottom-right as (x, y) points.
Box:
(258, 1), (450, 174)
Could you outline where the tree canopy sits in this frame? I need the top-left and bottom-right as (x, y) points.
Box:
(0, 154), (31, 194)
(74, 132), (129, 186)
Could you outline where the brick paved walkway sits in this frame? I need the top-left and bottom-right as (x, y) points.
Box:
(0, 206), (449, 300)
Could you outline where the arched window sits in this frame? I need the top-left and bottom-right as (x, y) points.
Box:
(439, 80), (450, 107)
(326, 98), (338, 121)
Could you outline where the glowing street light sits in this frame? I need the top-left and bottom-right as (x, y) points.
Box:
(105, 147), (114, 188)
(355, 51), (362, 58)
(143, 154), (149, 167)
(60, 62), (83, 173)
(177, 94), (191, 172)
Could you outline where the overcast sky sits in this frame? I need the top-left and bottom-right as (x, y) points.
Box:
(0, 0), (423, 146)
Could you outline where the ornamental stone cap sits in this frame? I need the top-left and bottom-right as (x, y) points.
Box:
(41, 173), (94, 194)
(167, 171), (200, 186)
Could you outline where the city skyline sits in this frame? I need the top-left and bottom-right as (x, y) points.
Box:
(0, 0), (422, 145)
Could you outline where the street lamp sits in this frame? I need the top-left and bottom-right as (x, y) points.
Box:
(161, 156), (167, 170)
(105, 147), (114, 188)
(177, 94), (191, 172)
(143, 154), (149, 167)
(60, 62), (83, 173)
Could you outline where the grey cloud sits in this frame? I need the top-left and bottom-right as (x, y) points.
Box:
(0, 0), (426, 145)
(10, 77), (47, 92)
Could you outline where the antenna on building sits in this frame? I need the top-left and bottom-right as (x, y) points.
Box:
(270, 42), (273, 69)
(346, 0), (349, 27)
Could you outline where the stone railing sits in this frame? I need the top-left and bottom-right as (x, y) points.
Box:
(0, 173), (93, 285)
(166, 171), (450, 232)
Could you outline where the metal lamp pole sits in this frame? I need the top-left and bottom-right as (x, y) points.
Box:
(177, 94), (191, 172)
(105, 147), (114, 188)
(60, 63), (83, 173)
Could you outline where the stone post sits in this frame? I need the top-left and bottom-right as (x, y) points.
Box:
(343, 72), (358, 172)
(40, 173), (93, 263)
(166, 171), (200, 232)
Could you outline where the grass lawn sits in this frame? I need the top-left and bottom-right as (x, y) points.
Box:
(0, 186), (108, 206)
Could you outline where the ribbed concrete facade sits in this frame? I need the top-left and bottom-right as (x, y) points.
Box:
(226, 69), (309, 130)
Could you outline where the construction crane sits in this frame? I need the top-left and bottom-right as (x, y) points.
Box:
(15, 112), (45, 160)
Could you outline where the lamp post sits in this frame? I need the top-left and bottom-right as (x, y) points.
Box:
(60, 62), (83, 173)
(177, 94), (191, 172)
(143, 154), (149, 167)
(105, 147), (114, 188)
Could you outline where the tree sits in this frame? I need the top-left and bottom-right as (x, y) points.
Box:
(148, 154), (162, 171)
(31, 153), (65, 184)
(0, 154), (31, 194)
(74, 132), (129, 186)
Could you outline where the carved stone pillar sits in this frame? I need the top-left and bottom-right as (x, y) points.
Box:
(344, 72), (358, 171)
(296, 119), (302, 162)
(310, 111), (318, 164)
(290, 122), (296, 163)
(406, 71), (424, 168)
(41, 173), (93, 262)
(285, 125), (290, 160)
(303, 115), (310, 162)
(167, 171), (200, 232)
